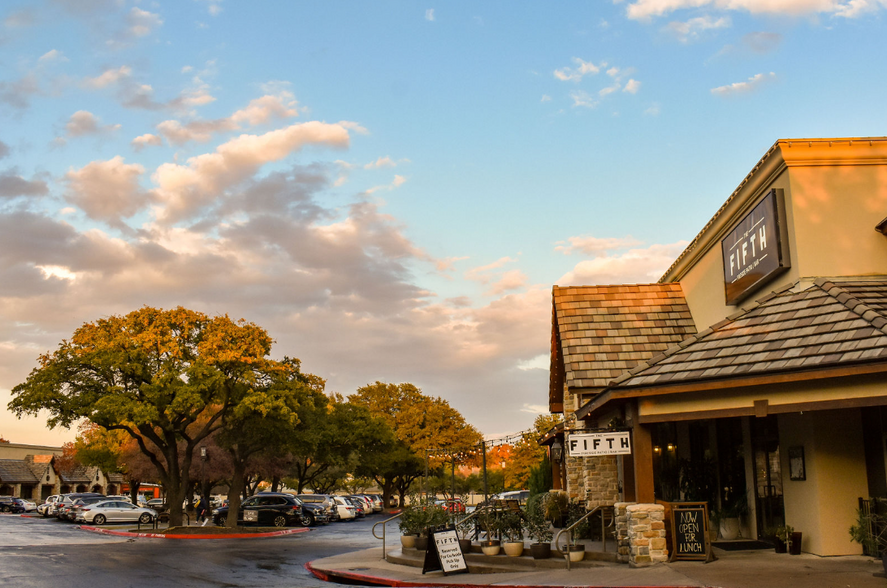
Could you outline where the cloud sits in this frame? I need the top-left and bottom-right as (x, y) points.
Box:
(0, 171), (49, 198)
(555, 235), (643, 256)
(127, 7), (163, 37)
(487, 269), (528, 295)
(644, 103), (661, 115)
(64, 156), (151, 225)
(743, 31), (782, 53)
(230, 92), (299, 125)
(38, 49), (68, 63)
(623, 0), (880, 20)
(623, 79), (641, 93)
(711, 71), (776, 96)
(426, 8), (435, 21)
(0, 141), (9, 159)
(0, 74), (40, 111)
(556, 240), (690, 285)
(63, 110), (121, 138)
(152, 121), (351, 222)
(364, 156), (397, 170)
(4, 9), (36, 28)
(196, 0), (223, 16)
(83, 66), (132, 89)
(554, 57), (603, 82)
(541, 95), (551, 102)
(665, 15), (731, 42)
(569, 90), (597, 108)
(131, 133), (163, 151)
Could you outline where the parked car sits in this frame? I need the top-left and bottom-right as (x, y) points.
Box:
(343, 496), (365, 518)
(296, 494), (338, 522)
(0, 496), (17, 513)
(38, 495), (62, 517)
(15, 498), (37, 513)
(54, 493), (104, 519)
(146, 498), (167, 510)
(348, 495), (374, 514)
(66, 496), (113, 521)
(438, 498), (466, 514)
(331, 496), (357, 521)
(75, 500), (157, 525)
(212, 493), (313, 527)
(0, 497), (36, 513)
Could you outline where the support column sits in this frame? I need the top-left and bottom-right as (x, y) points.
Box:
(633, 423), (655, 503)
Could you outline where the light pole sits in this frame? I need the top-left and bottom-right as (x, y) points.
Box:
(200, 446), (207, 505)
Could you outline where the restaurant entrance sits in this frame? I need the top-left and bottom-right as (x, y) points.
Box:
(751, 416), (784, 538)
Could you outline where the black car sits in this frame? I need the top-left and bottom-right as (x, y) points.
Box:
(0, 497), (29, 513)
(212, 493), (312, 528)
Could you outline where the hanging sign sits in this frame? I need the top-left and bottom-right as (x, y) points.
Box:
(669, 502), (714, 563)
(422, 528), (468, 576)
(567, 431), (631, 456)
(721, 190), (789, 305)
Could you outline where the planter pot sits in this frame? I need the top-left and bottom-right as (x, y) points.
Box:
(530, 543), (551, 559)
(881, 552), (887, 576)
(458, 539), (473, 554)
(567, 545), (585, 563)
(415, 535), (429, 552)
(774, 538), (786, 553)
(481, 540), (501, 556)
(400, 534), (417, 549)
(719, 517), (741, 540)
(503, 541), (524, 557)
(789, 532), (802, 555)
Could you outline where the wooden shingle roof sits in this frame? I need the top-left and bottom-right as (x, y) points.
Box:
(0, 459), (40, 484)
(610, 277), (887, 388)
(551, 284), (698, 397)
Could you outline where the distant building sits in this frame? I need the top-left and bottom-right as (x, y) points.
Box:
(547, 137), (887, 556)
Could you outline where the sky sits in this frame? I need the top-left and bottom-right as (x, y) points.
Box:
(2, 0), (887, 446)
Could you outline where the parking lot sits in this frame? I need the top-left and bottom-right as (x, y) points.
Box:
(0, 511), (396, 588)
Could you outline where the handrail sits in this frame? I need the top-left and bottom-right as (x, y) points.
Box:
(372, 512), (403, 561)
(555, 505), (615, 571)
(453, 503), (504, 541)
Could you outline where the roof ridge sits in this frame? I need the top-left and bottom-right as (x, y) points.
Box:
(816, 278), (887, 335)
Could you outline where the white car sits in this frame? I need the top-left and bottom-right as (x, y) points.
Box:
(332, 496), (357, 521)
(75, 500), (157, 525)
(38, 495), (62, 517)
(17, 499), (37, 512)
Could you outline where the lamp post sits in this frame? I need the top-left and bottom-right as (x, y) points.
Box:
(200, 446), (207, 505)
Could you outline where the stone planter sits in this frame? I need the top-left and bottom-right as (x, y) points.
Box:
(458, 539), (473, 554)
(720, 517), (741, 540)
(503, 541), (524, 557)
(400, 534), (417, 549)
(530, 543), (551, 559)
(567, 545), (585, 562)
(480, 540), (501, 556)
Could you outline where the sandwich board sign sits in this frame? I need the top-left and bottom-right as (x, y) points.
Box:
(669, 502), (714, 563)
(422, 527), (468, 576)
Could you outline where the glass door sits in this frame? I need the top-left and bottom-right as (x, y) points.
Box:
(752, 415), (784, 537)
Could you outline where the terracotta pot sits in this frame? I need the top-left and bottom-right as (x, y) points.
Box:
(789, 532), (802, 555)
(530, 543), (551, 559)
(503, 541), (524, 557)
(481, 540), (501, 556)
(458, 539), (473, 554)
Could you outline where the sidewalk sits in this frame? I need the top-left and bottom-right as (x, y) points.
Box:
(306, 546), (886, 588)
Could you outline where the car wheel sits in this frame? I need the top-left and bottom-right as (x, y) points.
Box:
(138, 513), (152, 524)
(273, 515), (287, 528)
(93, 514), (106, 525)
(214, 517), (224, 527)
(300, 512), (315, 527)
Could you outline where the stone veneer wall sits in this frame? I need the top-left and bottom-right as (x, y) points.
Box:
(615, 503), (668, 567)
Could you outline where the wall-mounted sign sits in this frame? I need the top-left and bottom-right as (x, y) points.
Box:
(567, 431), (631, 456)
(721, 190), (789, 305)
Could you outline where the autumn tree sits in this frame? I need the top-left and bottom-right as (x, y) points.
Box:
(350, 381), (483, 507)
(8, 306), (293, 526)
(502, 414), (562, 490)
(0, 434), (9, 443)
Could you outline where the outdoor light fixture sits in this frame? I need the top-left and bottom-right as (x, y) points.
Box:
(200, 446), (207, 458)
(667, 443), (676, 452)
(551, 439), (563, 463)
(653, 446), (661, 454)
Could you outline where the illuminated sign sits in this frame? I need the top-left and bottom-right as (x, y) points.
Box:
(567, 431), (631, 456)
(721, 190), (789, 305)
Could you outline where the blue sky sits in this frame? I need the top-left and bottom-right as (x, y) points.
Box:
(2, 0), (886, 444)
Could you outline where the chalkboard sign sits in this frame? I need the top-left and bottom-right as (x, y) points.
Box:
(669, 503), (713, 562)
(421, 528), (468, 576)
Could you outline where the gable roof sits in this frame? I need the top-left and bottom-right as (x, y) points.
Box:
(0, 459), (40, 484)
(550, 284), (698, 407)
(606, 277), (887, 390)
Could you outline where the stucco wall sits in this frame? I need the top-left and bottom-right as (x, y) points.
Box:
(779, 409), (868, 556)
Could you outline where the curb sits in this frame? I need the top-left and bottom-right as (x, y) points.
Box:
(80, 525), (311, 540)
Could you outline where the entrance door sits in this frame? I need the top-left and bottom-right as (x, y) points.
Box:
(752, 416), (784, 537)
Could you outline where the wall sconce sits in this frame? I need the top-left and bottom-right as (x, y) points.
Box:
(551, 440), (563, 463)
(653, 446), (661, 454)
(667, 443), (676, 452)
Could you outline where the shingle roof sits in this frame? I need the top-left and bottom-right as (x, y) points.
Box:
(57, 465), (92, 484)
(551, 284), (698, 391)
(611, 277), (887, 388)
(0, 460), (40, 484)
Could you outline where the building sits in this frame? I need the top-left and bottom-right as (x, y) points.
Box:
(548, 137), (887, 556)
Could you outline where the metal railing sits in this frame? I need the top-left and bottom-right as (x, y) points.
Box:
(372, 512), (403, 561)
(554, 505), (615, 571)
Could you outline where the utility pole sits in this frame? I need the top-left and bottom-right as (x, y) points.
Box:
(482, 442), (488, 504)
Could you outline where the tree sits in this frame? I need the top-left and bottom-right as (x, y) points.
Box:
(0, 434), (9, 443)
(502, 414), (562, 490)
(350, 381), (483, 507)
(8, 306), (287, 526)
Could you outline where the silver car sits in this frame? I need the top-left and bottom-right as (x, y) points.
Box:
(75, 500), (157, 525)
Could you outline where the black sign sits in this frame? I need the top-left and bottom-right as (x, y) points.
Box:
(669, 503), (713, 562)
(422, 528), (469, 576)
(721, 190), (788, 305)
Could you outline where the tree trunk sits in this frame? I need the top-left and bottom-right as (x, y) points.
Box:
(128, 479), (142, 505)
(227, 459), (246, 528)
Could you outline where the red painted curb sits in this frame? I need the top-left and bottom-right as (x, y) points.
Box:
(304, 561), (701, 588)
(79, 525), (311, 539)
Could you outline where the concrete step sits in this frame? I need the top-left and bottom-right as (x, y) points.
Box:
(389, 546), (616, 573)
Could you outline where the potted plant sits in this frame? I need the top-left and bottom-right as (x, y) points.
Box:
(478, 507), (502, 555)
(718, 490), (749, 540)
(851, 504), (887, 572)
(415, 499), (449, 551)
(543, 492), (568, 528)
(500, 509), (525, 557)
(765, 526), (786, 553)
(398, 501), (421, 549)
(775, 525), (802, 555)
(526, 494), (553, 559)
(456, 513), (474, 554)
(561, 499), (588, 562)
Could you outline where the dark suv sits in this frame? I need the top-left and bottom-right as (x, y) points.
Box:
(212, 493), (311, 527)
(0, 497), (28, 513)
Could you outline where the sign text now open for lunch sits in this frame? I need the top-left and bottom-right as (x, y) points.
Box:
(567, 431), (631, 456)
